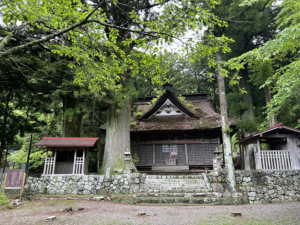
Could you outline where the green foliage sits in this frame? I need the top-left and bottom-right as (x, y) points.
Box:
(232, 0), (300, 127)
(236, 116), (257, 132)
(131, 153), (139, 164)
(130, 122), (138, 130)
(135, 111), (143, 117)
(221, 125), (233, 134)
(9, 114), (61, 173)
(1, 0), (236, 109)
(178, 95), (198, 113)
(0, 192), (10, 207)
(43, 188), (48, 195)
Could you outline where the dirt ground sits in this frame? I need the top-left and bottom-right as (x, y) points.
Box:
(1, 198), (300, 225)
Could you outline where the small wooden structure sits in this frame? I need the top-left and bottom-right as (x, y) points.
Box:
(34, 137), (99, 176)
(238, 123), (300, 170)
(100, 84), (237, 173)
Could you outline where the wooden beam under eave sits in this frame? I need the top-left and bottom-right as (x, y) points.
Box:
(262, 134), (300, 138)
(47, 147), (85, 150)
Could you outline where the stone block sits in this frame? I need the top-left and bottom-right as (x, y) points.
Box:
(248, 192), (257, 198)
(204, 198), (211, 203)
(232, 193), (239, 198)
(272, 198), (280, 203)
(212, 192), (222, 198)
(223, 193), (232, 198)
(184, 193), (193, 198)
(93, 196), (104, 201)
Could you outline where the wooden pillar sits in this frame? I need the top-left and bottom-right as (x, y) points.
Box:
(82, 148), (85, 175)
(244, 145), (251, 170)
(43, 150), (48, 175)
(287, 137), (300, 169)
(185, 144), (188, 165)
(86, 148), (90, 174)
(73, 150), (77, 174)
(153, 144), (155, 165)
(52, 150), (57, 175)
(254, 139), (262, 170)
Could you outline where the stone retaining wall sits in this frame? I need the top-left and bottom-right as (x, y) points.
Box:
(25, 170), (300, 205)
(210, 170), (300, 204)
(24, 173), (141, 195)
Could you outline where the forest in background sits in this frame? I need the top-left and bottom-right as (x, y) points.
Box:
(0, 0), (299, 176)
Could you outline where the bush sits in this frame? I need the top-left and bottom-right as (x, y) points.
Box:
(0, 192), (10, 207)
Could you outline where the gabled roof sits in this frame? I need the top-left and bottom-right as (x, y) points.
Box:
(99, 91), (236, 132)
(34, 137), (98, 147)
(237, 122), (300, 145)
(139, 90), (199, 119)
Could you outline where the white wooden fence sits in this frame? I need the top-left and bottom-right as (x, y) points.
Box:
(260, 150), (292, 170)
(73, 157), (84, 174)
(44, 157), (55, 174)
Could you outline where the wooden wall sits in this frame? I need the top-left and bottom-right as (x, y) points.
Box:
(131, 141), (219, 166)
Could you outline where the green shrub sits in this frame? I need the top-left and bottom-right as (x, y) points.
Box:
(0, 192), (10, 207)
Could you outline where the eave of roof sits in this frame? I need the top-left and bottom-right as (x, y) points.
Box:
(237, 122), (300, 145)
(139, 90), (199, 119)
(34, 137), (99, 147)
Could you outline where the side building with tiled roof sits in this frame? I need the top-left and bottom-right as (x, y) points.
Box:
(108, 83), (236, 173)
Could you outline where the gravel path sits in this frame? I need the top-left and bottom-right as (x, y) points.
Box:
(1, 199), (300, 225)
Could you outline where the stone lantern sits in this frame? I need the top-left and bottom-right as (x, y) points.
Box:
(123, 150), (131, 174)
(213, 147), (223, 170)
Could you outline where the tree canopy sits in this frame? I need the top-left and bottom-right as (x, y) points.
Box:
(231, 0), (300, 127)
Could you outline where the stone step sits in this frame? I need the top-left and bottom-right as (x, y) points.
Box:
(132, 197), (249, 205)
(145, 175), (205, 179)
(136, 192), (220, 198)
(143, 187), (211, 193)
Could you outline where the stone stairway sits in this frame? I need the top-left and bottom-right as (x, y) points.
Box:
(122, 174), (249, 205)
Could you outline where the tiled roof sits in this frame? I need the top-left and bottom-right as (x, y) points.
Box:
(34, 137), (98, 147)
(237, 122), (300, 145)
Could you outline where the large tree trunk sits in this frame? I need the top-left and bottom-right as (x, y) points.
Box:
(62, 96), (83, 137)
(264, 85), (277, 127)
(216, 49), (236, 193)
(102, 97), (131, 172)
(238, 67), (256, 169)
(238, 67), (255, 124)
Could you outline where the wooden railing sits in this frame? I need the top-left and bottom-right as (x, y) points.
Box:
(44, 157), (55, 174)
(260, 150), (292, 170)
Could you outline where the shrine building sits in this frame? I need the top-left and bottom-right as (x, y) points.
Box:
(100, 83), (237, 173)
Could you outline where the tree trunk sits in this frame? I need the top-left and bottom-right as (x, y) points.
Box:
(216, 49), (236, 193)
(63, 96), (83, 137)
(238, 68), (255, 123)
(102, 97), (132, 172)
(97, 131), (103, 173)
(238, 67), (256, 169)
(264, 85), (277, 127)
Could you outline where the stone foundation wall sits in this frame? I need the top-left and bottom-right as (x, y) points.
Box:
(25, 170), (300, 205)
(209, 170), (300, 204)
(24, 173), (141, 195)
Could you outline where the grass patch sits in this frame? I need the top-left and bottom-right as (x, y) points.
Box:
(0, 192), (10, 208)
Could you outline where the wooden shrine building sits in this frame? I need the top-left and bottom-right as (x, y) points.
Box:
(237, 123), (300, 171)
(34, 137), (99, 176)
(100, 84), (236, 173)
